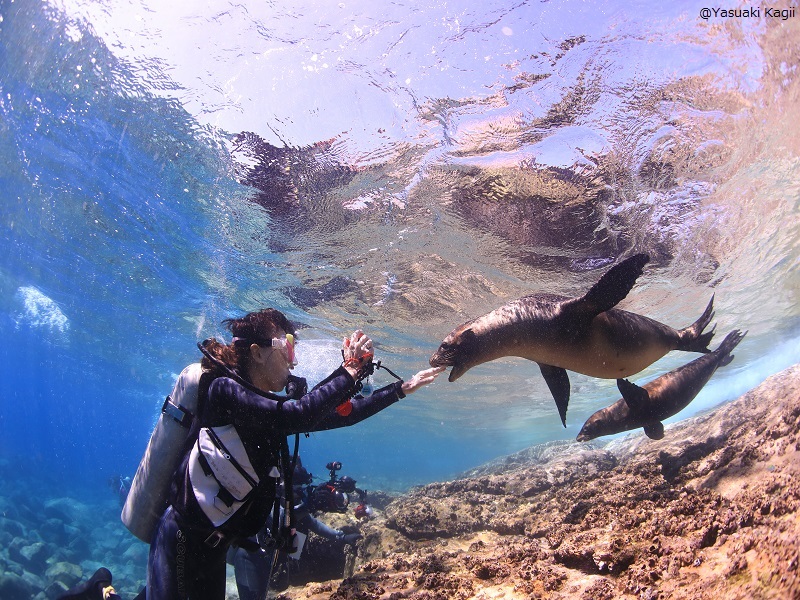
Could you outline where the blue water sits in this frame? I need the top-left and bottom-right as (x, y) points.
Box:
(2, 0), (799, 508)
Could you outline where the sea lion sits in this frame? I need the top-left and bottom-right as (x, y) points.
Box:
(576, 329), (746, 441)
(429, 254), (716, 426)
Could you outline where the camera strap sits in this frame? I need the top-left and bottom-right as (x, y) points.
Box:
(373, 360), (403, 383)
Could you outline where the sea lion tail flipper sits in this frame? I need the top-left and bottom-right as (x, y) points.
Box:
(617, 378), (650, 411)
(643, 422), (665, 440)
(538, 363), (570, 427)
(716, 329), (747, 367)
(677, 295), (716, 353)
(578, 253), (649, 316)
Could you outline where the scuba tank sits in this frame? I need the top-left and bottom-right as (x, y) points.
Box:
(121, 363), (203, 543)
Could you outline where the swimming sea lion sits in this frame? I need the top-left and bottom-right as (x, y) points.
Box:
(576, 329), (746, 441)
(429, 254), (716, 426)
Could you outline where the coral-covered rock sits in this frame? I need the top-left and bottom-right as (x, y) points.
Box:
(286, 364), (800, 600)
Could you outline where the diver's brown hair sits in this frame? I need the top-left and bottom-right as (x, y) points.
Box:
(201, 309), (296, 378)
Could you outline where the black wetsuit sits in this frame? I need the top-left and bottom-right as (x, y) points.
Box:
(147, 366), (404, 600)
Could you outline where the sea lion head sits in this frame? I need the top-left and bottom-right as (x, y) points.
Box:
(429, 327), (481, 382)
(576, 418), (600, 442)
(576, 407), (615, 442)
(576, 402), (628, 442)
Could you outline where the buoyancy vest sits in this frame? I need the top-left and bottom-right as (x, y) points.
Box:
(188, 424), (262, 527)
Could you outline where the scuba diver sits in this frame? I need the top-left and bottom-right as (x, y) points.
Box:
(229, 457), (362, 599)
(108, 475), (132, 507)
(58, 568), (120, 600)
(307, 460), (368, 514)
(287, 458), (363, 545)
(111, 308), (443, 600)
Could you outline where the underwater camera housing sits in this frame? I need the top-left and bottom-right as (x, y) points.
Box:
(309, 460), (367, 513)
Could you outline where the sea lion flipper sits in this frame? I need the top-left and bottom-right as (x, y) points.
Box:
(643, 422), (665, 440)
(716, 329), (746, 367)
(677, 295), (716, 353)
(538, 363), (570, 427)
(617, 378), (650, 411)
(577, 253), (649, 316)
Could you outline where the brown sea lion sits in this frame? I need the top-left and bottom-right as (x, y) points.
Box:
(577, 329), (746, 441)
(429, 254), (716, 426)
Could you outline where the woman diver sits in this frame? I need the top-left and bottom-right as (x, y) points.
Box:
(140, 308), (443, 599)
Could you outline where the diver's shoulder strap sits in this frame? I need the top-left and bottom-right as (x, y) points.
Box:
(196, 370), (215, 420)
(160, 362), (206, 429)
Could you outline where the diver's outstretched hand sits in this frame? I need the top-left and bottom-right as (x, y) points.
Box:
(401, 366), (446, 395)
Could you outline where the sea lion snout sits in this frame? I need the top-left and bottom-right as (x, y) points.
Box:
(428, 345), (453, 368)
(576, 415), (604, 441)
(430, 328), (479, 380)
(429, 343), (466, 381)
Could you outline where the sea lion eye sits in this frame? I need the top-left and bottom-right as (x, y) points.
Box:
(439, 342), (455, 354)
